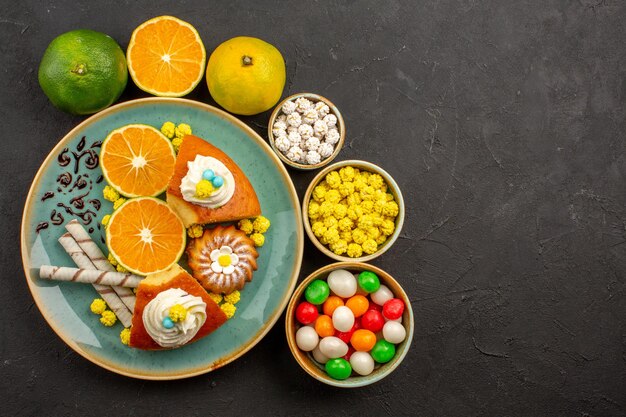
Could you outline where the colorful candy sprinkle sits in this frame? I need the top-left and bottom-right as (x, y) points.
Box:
(325, 358), (352, 380)
(295, 301), (319, 325)
(305, 279), (330, 305)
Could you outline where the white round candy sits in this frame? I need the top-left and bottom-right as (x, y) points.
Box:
(383, 321), (406, 344)
(281, 100), (297, 115)
(371, 284), (394, 306)
(325, 128), (340, 145)
(295, 326), (319, 351)
(323, 114), (337, 127)
(274, 136), (291, 153)
(318, 336), (349, 359)
(350, 351), (375, 376)
(298, 123), (314, 139)
(332, 306), (355, 332)
(305, 150), (321, 165)
(311, 346), (329, 364)
(286, 112), (302, 127)
(327, 269), (357, 298)
(317, 142), (334, 158)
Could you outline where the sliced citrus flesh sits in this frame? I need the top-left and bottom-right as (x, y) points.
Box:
(107, 197), (186, 275)
(100, 124), (176, 197)
(127, 16), (206, 97)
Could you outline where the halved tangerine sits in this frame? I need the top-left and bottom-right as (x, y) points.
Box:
(106, 197), (186, 275)
(100, 124), (176, 197)
(127, 16), (206, 97)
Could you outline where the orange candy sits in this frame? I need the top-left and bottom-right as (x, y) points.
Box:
(323, 296), (344, 316)
(350, 329), (377, 352)
(345, 295), (369, 317)
(314, 315), (335, 337)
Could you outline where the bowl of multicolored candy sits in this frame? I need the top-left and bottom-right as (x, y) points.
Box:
(285, 262), (413, 387)
(302, 160), (405, 262)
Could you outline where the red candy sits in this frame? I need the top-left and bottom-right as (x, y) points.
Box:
(368, 302), (382, 312)
(335, 320), (360, 344)
(382, 298), (404, 320)
(296, 301), (319, 324)
(361, 309), (385, 333)
(343, 346), (355, 360)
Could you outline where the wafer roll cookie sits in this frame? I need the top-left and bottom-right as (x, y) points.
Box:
(65, 220), (137, 312)
(39, 265), (143, 288)
(58, 232), (133, 328)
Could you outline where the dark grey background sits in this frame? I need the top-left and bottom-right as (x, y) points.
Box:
(2, 1), (625, 416)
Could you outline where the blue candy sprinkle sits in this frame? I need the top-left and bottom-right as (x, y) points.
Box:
(162, 317), (174, 329)
(212, 176), (224, 187)
(202, 169), (215, 181)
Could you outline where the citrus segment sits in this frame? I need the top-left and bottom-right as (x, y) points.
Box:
(101, 124), (176, 197)
(107, 197), (186, 275)
(127, 16), (206, 97)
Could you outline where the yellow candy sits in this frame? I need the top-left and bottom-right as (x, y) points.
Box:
(103, 185), (120, 202)
(195, 179), (214, 198)
(347, 243), (363, 258)
(253, 216), (271, 233)
(360, 186), (376, 201)
(325, 171), (342, 188)
(367, 173), (384, 189)
(113, 197), (126, 210)
(169, 304), (187, 322)
(120, 328), (131, 345)
(100, 310), (117, 327)
(385, 193), (395, 202)
(362, 239), (378, 255)
(330, 239), (348, 255)
(238, 218), (254, 235)
(319, 201), (334, 217)
(107, 253), (118, 266)
(175, 123), (192, 138)
(90, 298), (107, 315)
(224, 290), (241, 305)
(339, 166), (356, 182)
(371, 212), (384, 226)
(338, 182), (355, 197)
(187, 224), (204, 238)
(172, 137), (183, 152)
(346, 192), (362, 206)
(311, 221), (327, 238)
(101, 214), (111, 227)
(312, 184), (328, 202)
(250, 233), (265, 247)
(323, 216), (338, 229)
(340, 230), (353, 243)
(380, 219), (395, 236)
(220, 302), (236, 319)
(308, 201), (321, 220)
(382, 201), (399, 217)
(325, 189), (341, 204)
(208, 293), (223, 304)
(323, 228), (340, 245)
(116, 264), (127, 273)
(338, 217), (353, 232)
(353, 177), (368, 191)
(352, 229), (367, 244)
(333, 204), (347, 219)
(367, 227), (381, 240)
(376, 234), (388, 245)
(361, 200), (374, 214)
(160, 121), (176, 138)
(358, 215), (374, 230)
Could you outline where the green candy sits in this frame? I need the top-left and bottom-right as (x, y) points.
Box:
(325, 358), (352, 380)
(370, 340), (396, 363)
(305, 279), (330, 305)
(358, 271), (380, 293)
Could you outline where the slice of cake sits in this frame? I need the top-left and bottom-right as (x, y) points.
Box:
(166, 135), (261, 227)
(129, 263), (227, 350)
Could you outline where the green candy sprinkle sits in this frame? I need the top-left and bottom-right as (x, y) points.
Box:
(370, 340), (396, 363)
(325, 358), (352, 380)
(305, 279), (330, 305)
(358, 271), (380, 293)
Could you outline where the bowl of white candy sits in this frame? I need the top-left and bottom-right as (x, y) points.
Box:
(268, 93), (345, 170)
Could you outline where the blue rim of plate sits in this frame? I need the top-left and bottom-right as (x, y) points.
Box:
(20, 97), (304, 380)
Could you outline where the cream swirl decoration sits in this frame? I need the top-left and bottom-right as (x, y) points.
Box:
(180, 155), (235, 208)
(142, 288), (207, 348)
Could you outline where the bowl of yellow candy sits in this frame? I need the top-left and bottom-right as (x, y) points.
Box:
(302, 160), (405, 262)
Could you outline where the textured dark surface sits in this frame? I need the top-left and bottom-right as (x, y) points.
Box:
(2, 1), (625, 416)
